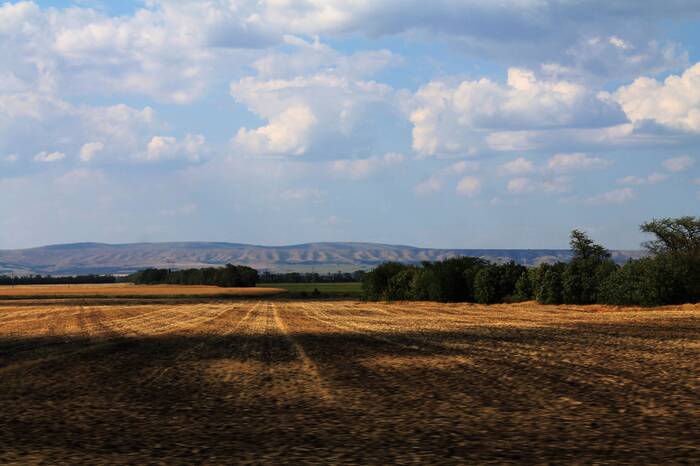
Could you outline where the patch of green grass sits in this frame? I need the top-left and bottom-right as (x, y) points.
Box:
(258, 282), (362, 297)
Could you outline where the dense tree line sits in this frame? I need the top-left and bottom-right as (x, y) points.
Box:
(363, 217), (700, 306)
(128, 264), (258, 287)
(362, 257), (527, 303)
(259, 270), (366, 283)
(0, 274), (116, 285)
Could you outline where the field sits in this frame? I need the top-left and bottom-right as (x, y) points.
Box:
(0, 295), (698, 464)
(0, 283), (286, 299)
(258, 282), (362, 296)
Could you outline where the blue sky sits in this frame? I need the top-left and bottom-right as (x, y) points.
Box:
(1, 1), (699, 250)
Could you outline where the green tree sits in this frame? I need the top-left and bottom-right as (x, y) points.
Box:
(536, 263), (565, 305)
(562, 230), (615, 304)
(514, 271), (533, 301)
(474, 266), (499, 304)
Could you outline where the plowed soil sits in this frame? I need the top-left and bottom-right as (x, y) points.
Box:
(0, 299), (698, 464)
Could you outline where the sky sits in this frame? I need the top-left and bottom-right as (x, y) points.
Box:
(1, 1), (699, 250)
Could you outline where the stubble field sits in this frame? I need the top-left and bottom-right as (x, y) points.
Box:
(0, 295), (698, 464)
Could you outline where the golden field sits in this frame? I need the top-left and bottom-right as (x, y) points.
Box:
(0, 283), (285, 297)
(0, 296), (698, 464)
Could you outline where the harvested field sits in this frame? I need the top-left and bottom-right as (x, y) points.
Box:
(0, 299), (698, 464)
(0, 283), (285, 298)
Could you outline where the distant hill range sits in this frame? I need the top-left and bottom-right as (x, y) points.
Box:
(0, 242), (645, 276)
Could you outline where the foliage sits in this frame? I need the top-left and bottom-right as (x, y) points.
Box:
(128, 264), (258, 287)
(0, 274), (116, 285)
(259, 270), (366, 283)
(561, 230), (616, 304)
(358, 217), (700, 307)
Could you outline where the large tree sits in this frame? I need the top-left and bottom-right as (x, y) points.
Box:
(640, 217), (700, 258)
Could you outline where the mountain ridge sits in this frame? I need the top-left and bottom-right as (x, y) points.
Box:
(0, 241), (645, 275)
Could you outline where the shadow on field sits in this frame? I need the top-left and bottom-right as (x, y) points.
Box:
(0, 322), (699, 464)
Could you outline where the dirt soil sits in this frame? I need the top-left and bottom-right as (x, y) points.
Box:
(0, 299), (698, 464)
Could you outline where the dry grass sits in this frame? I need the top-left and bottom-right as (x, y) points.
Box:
(0, 283), (285, 297)
(0, 299), (698, 464)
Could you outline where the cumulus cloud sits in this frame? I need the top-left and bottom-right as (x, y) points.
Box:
(507, 177), (535, 194)
(414, 159), (480, 196)
(554, 36), (687, 81)
(409, 68), (625, 156)
(251, 35), (399, 80)
(546, 153), (610, 172)
(235, 106), (317, 156)
(506, 176), (572, 194)
(617, 173), (668, 185)
(0, 89), (157, 167)
(0, 1), (283, 104)
(456, 176), (481, 197)
(231, 69), (396, 157)
(250, 1), (696, 75)
(53, 168), (105, 187)
(330, 153), (405, 179)
(79, 142), (105, 162)
(142, 134), (207, 162)
(33, 151), (65, 163)
(663, 155), (695, 172)
(586, 187), (637, 204)
(499, 157), (535, 176)
(615, 63), (700, 133)
(414, 176), (443, 196)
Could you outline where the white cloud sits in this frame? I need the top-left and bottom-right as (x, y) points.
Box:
(506, 175), (572, 194)
(617, 173), (668, 185)
(330, 152), (404, 179)
(235, 105), (317, 156)
(53, 168), (105, 187)
(443, 160), (480, 175)
(33, 151), (65, 163)
(143, 134), (206, 162)
(252, 35), (398, 80)
(4, 154), (18, 163)
(663, 155), (695, 172)
(587, 187), (637, 204)
(414, 176), (443, 196)
(615, 63), (700, 133)
(409, 67), (625, 156)
(456, 176), (481, 197)
(0, 90), (158, 167)
(541, 176), (573, 193)
(546, 153), (610, 172)
(499, 157), (535, 176)
(231, 71), (395, 157)
(507, 177), (534, 193)
(415, 159), (479, 196)
(79, 142), (105, 162)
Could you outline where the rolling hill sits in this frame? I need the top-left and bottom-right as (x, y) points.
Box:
(0, 242), (645, 276)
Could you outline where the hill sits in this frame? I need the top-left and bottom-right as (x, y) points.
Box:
(0, 242), (644, 275)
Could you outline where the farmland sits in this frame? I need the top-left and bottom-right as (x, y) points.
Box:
(258, 282), (362, 297)
(0, 295), (698, 464)
(0, 283), (286, 299)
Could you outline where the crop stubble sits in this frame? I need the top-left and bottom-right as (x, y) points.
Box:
(0, 299), (698, 464)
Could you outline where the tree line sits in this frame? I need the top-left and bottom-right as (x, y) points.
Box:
(0, 274), (117, 285)
(362, 217), (700, 306)
(128, 264), (258, 287)
(259, 270), (366, 283)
